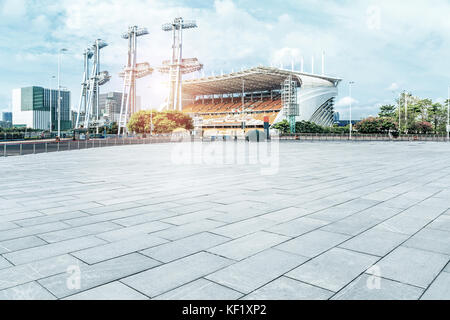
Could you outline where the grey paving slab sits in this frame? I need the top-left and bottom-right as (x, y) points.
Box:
(420, 271), (450, 300)
(0, 282), (56, 300)
(207, 231), (290, 261)
(0, 256), (12, 270)
(152, 219), (225, 241)
(243, 276), (333, 300)
(39, 253), (160, 298)
(0, 254), (85, 290)
(0, 236), (48, 255)
(3, 236), (106, 265)
(153, 278), (243, 300)
(332, 274), (423, 300)
(265, 217), (328, 237)
(376, 246), (449, 288)
(352, 205), (404, 221)
(161, 209), (225, 225)
(401, 204), (447, 220)
(403, 228), (450, 255)
(427, 215), (450, 232)
(0, 221), (70, 242)
(96, 221), (172, 242)
(14, 211), (89, 228)
(375, 214), (431, 235)
(0, 211), (43, 224)
(339, 228), (409, 257)
(211, 217), (277, 239)
(122, 252), (233, 298)
(206, 249), (307, 294)
(64, 281), (148, 300)
(259, 207), (311, 223)
(276, 230), (350, 258)
(113, 210), (176, 227)
(141, 232), (229, 263)
(39, 222), (121, 243)
(287, 247), (379, 292)
(320, 213), (382, 236)
(210, 208), (266, 223)
(72, 234), (168, 264)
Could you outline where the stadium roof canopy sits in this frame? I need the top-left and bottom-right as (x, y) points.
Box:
(183, 66), (342, 96)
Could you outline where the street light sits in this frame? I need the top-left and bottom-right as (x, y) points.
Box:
(447, 85), (449, 142)
(349, 81), (355, 140)
(49, 75), (56, 133)
(404, 92), (408, 134)
(57, 48), (68, 139)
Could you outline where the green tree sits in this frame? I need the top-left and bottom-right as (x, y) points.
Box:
(127, 110), (193, 134)
(355, 117), (397, 134)
(272, 120), (290, 134)
(426, 103), (447, 133)
(378, 105), (396, 118)
(411, 121), (433, 134)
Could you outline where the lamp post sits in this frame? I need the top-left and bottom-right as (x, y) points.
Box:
(49, 75), (56, 133)
(349, 81), (355, 140)
(398, 93), (402, 136)
(57, 48), (68, 139)
(404, 91), (408, 135)
(447, 85), (449, 142)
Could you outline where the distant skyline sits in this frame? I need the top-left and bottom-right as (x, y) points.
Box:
(0, 0), (449, 119)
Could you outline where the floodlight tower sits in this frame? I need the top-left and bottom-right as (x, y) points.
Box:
(75, 48), (93, 129)
(118, 26), (153, 135)
(76, 40), (110, 130)
(160, 17), (203, 111)
(282, 75), (300, 134)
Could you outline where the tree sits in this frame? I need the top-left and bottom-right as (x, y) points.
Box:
(427, 103), (446, 133)
(295, 121), (327, 133)
(378, 105), (396, 118)
(165, 111), (194, 131)
(354, 117), (397, 134)
(107, 122), (118, 134)
(272, 120), (290, 134)
(411, 121), (433, 134)
(127, 110), (193, 134)
(127, 110), (149, 133)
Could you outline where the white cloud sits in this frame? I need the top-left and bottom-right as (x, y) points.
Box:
(387, 82), (399, 91)
(335, 96), (358, 108)
(1, 0), (26, 18)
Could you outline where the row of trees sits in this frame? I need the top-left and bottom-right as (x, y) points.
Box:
(273, 120), (351, 135)
(127, 110), (194, 134)
(357, 94), (449, 134)
(273, 94), (449, 135)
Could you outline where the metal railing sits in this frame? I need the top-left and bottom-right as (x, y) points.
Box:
(280, 133), (450, 142)
(1, 136), (174, 157)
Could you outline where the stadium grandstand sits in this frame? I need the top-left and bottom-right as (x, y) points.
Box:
(182, 66), (341, 136)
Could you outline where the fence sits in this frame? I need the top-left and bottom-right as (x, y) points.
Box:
(280, 133), (450, 142)
(1, 136), (174, 157)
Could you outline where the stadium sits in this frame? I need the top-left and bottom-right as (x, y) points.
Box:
(181, 66), (342, 136)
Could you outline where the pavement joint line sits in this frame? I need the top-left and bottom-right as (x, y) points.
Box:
(328, 208), (450, 299)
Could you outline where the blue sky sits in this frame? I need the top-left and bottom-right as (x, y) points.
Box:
(0, 0), (449, 119)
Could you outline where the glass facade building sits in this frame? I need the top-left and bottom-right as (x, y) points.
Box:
(12, 86), (71, 131)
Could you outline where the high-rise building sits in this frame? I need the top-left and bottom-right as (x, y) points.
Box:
(1, 112), (12, 123)
(98, 92), (140, 124)
(12, 86), (71, 131)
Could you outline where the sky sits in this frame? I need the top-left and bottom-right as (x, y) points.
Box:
(0, 0), (449, 119)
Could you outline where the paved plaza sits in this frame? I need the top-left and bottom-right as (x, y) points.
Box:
(0, 140), (449, 300)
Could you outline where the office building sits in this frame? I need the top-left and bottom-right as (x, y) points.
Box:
(12, 86), (71, 131)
